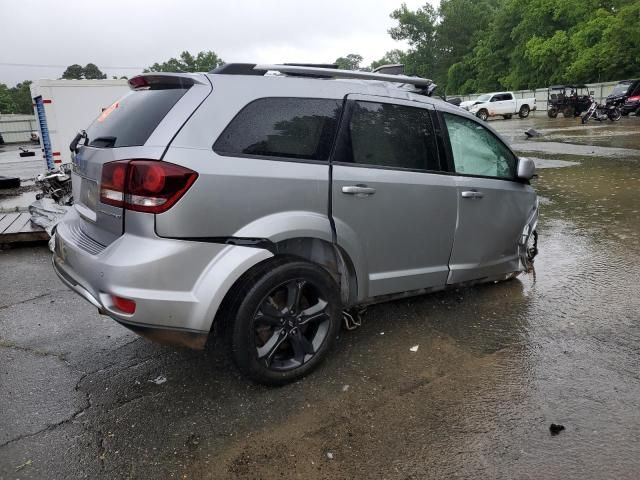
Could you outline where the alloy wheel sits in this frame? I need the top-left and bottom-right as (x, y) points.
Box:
(252, 279), (331, 371)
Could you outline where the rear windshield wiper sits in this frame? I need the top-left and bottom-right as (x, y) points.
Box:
(70, 130), (88, 153)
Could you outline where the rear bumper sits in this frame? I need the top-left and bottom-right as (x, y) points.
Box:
(53, 211), (273, 348)
(52, 257), (208, 349)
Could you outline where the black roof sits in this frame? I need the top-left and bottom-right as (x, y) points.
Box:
(549, 84), (588, 89)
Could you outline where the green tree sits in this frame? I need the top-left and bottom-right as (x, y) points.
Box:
(83, 63), (107, 79)
(334, 54), (364, 70)
(61, 64), (84, 79)
(0, 83), (17, 113)
(388, 3), (439, 82)
(370, 49), (406, 70)
(9, 81), (33, 114)
(436, 0), (497, 65)
(144, 50), (224, 73)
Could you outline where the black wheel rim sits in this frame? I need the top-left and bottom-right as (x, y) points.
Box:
(251, 279), (331, 372)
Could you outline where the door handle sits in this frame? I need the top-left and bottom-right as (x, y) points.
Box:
(342, 185), (376, 196)
(461, 190), (484, 199)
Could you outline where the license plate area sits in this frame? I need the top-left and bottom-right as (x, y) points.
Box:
(79, 177), (99, 212)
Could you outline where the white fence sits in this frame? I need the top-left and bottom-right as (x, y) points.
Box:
(0, 114), (37, 143)
(453, 80), (620, 111)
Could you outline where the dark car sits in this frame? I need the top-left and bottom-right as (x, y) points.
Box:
(607, 79), (640, 114)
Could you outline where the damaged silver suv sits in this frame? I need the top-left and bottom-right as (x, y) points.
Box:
(53, 63), (538, 385)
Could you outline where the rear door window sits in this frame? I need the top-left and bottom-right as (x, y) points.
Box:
(443, 112), (516, 179)
(213, 98), (342, 161)
(86, 88), (188, 148)
(337, 101), (441, 171)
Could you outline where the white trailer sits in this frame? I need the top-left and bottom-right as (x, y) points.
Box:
(30, 79), (129, 168)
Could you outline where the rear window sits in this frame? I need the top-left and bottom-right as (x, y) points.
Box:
(213, 97), (342, 161)
(86, 88), (188, 148)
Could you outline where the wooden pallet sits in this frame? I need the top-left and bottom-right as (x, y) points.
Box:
(0, 212), (49, 244)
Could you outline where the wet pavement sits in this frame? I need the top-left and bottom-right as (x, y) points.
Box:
(1, 113), (639, 479)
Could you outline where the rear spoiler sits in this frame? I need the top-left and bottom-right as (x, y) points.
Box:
(128, 73), (208, 90)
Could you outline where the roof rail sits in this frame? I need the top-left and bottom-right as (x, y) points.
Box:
(210, 62), (338, 76)
(253, 64), (433, 87)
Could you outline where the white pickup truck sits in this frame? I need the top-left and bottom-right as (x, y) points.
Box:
(459, 91), (536, 120)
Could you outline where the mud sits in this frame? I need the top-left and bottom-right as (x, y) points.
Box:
(1, 113), (639, 479)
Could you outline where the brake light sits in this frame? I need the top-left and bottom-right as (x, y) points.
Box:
(128, 76), (149, 90)
(100, 160), (198, 213)
(629, 96), (640, 102)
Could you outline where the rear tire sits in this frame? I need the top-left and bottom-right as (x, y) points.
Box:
(229, 258), (341, 386)
(547, 107), (558, 118)
(519, 105), (530, 118)
(608, 108), (621, 121)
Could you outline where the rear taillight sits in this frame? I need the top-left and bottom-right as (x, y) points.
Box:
(100, 160), (197, 213)
(628, 96), (640, 102)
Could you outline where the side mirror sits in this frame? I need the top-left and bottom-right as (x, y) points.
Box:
(517, 157), (536, 180)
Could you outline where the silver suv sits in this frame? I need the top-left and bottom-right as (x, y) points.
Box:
(53, 64), (538, 385)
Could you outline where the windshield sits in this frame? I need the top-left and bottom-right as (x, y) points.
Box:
(611, 83), (630, 96)
(475, 94), (492, 102)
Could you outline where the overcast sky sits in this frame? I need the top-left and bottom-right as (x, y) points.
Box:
(0, 0), (437, 86)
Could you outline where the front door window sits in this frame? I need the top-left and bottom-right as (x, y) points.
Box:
(443, 113), (517, 179)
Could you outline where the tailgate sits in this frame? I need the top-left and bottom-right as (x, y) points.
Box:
(71, 74), (212, 246)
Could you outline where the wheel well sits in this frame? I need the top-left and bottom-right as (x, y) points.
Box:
(212, 238), (359, 335)
(271, 237), (358, 307)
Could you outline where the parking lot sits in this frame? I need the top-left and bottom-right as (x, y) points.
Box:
(1, 113), (639, 479)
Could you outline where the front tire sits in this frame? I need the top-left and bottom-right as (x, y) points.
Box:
(230, 259), (341, 385)
(476, 109), (489, 121)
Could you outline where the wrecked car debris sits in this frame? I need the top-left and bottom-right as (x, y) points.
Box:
(35, 164), (73, 206)
(525, 128), (542, 138)
(28, 164), (73, 250)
